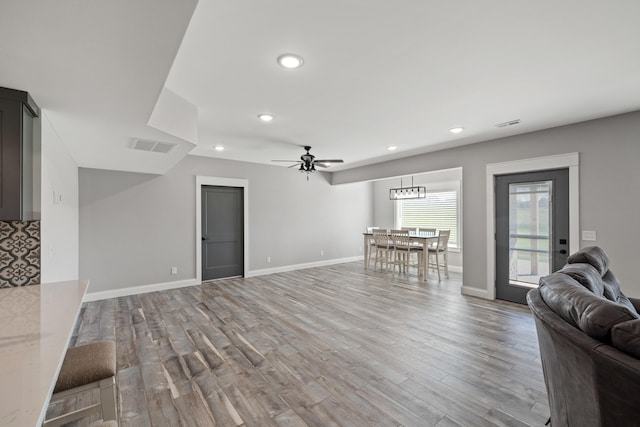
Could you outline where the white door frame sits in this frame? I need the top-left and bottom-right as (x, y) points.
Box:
(486, 153), (579, 300)
(196, 176), (249, 283)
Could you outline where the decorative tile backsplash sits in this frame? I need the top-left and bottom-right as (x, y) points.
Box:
(0, 221), (40, 288)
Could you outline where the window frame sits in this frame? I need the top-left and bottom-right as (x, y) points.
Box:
(394, 179), (461, 250)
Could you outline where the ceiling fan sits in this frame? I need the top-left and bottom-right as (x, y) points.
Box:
(272, 146), (344, 179)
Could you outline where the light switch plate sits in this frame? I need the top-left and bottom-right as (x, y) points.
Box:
(582, 230), (597, 241)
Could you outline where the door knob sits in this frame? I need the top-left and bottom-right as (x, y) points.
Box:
(557, 249), (567, 255)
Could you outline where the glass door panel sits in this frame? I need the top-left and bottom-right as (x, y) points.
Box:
(508, 181), (552, 287)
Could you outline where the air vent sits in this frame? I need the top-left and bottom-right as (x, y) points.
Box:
(131, 138), (177, 154)
(495, 119), (521, 128)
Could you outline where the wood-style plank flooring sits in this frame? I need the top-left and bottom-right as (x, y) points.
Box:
(55, 262), (549, 426)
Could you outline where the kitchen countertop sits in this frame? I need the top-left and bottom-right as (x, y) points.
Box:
(0, 280), (89, 427)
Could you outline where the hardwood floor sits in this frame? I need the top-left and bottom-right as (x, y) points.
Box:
(58, 262), (550, 426)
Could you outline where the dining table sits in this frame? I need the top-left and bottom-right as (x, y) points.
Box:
(0, 280), (89, 427)
(363, 230), (439, 280)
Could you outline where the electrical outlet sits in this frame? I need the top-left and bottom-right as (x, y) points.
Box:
(359, 246), (362, 252)
(171, 267), (178, 275)
(266, 256), (271, 263)
(320, 250), (324, 257)
(582, 230), (597, 241)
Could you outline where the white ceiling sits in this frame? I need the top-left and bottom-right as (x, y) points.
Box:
(2, 0), (640, 175)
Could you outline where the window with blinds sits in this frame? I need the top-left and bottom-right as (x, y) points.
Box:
(396, 189), (459, 248)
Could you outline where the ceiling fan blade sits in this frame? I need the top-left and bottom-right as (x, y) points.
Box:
(288, 163), (303, 168)
(314, 163), (329, 168)
(314, 159), (344, 163)
(272, 160), (300, 162)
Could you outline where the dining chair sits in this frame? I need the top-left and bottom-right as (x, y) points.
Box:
(365, 227), (380, 267)
(372, 229), (393, 271)
(418, 228), (436, 235)
(390, 229), (422, 275)
(418, 228), (437, 250)
(428, 230), (450, 280)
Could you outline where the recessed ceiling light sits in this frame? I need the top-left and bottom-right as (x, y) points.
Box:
(277, 53), (304, 69)
(213, 145), (225, 151)
(449, 127), (464, 134)
(258, 114), (274, 122)
(387, 146), (398, 151)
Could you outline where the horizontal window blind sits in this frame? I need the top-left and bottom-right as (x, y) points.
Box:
(399, 190), (458, 247)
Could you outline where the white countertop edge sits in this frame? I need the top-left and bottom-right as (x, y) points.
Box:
(35, 279), (90, 427)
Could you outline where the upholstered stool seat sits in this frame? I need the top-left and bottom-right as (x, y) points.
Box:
(45, 341), (118, 427)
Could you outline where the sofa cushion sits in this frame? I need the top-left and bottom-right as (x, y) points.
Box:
(611, 319), (640, 359)
(566, 246), (609, 276)
(564, 246), (638, 314)
(539, 272), (640, 341)
(599, 270), (638, 315)
(558, 263), (604, 296)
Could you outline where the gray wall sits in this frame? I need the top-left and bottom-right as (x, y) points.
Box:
(333, 110), (640, 297)
(79, 155), (372, 293)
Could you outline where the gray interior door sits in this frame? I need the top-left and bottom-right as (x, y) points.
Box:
(202, 186), (244, 281)
(495, 169), (569, 304)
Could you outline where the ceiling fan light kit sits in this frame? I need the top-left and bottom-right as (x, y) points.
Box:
(389, 176), (426, 200)
(271, 146), (344, 180)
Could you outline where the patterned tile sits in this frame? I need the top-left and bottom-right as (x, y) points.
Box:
(0, 221), (40, 288)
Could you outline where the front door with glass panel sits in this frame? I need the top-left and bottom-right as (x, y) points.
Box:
(495, 169), (569, 304)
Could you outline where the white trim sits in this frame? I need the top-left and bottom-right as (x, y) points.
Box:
(83, 278), (199, 302)
(461, 285), (490, 299)
(247, 256), (364, 277)
(82, 257), (461, 301)
(485, 152), (580, 300)
(195, 176), (249, 284)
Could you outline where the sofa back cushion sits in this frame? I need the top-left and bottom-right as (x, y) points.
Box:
(565, 246), (637, 313)
(558, 263), (604, 296)
(567, 246), (609, 276)
(602, 270), (638, 313)
(539, 272), (640, 342)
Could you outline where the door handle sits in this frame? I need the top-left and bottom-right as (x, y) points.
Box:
(556, 249), (567, 255)
(202, 237), (207, 241)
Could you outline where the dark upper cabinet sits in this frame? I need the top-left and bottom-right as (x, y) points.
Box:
(0, 87), (40, 220)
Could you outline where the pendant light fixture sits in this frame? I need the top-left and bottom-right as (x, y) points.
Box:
(389, 176), (426, 200)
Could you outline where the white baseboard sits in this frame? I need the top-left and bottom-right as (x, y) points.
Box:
(83, 256), (462, 301)
(461, 285), (492, 300)
(247, 256), (364, 277)
(83, 278), (200, 302)
(82, 256), (365, 301)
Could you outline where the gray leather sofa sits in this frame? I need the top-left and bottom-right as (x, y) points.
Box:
(527, 246), (640, 426)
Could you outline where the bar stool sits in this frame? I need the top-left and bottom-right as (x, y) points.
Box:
(44, 341), (118, 427)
